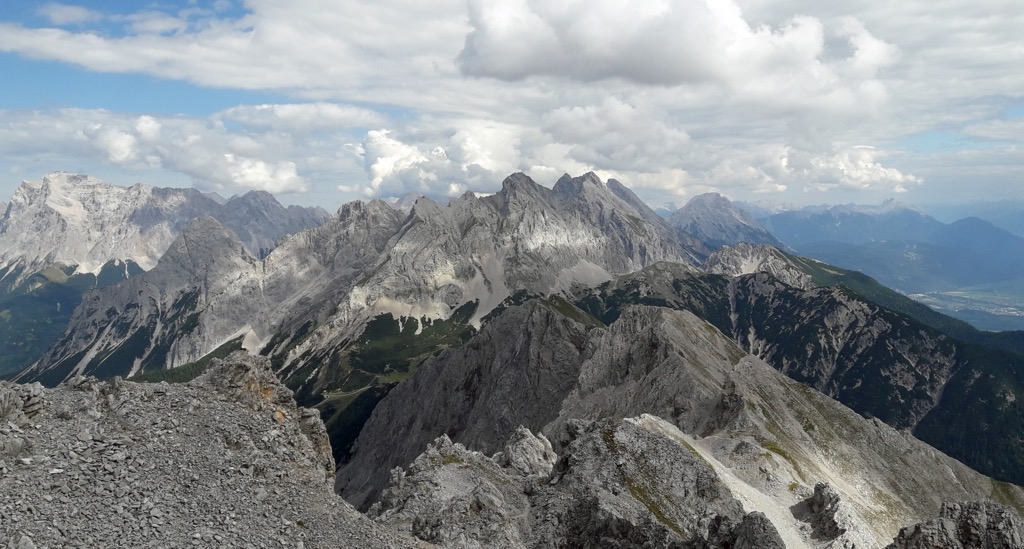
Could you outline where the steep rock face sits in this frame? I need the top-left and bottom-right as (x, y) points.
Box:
(0, 352), (422, 548)
(339, 300), (1024, 547)
(668, 193), (784, 250)
(0, 172), (327, 276)
(18, 217), (264, 385)
(26, 172), (698, 395)
(887, 502), (1024, 549)
(336, 299), (594, 509)
(373, 418), (785, 548)
(252, 198), (406, 338)
(213, 190), (330, 256)
(19, 200), (406, 386)
(258, 171), (702, 439)
(725, 275), (959, 429)
(702, 243), (813, 290)
(0, 173), (327, 378)
(576, 266), (1024, 485)
(329, 172), (697, 328)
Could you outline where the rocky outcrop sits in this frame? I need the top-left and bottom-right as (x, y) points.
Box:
(336, 299), (594, 509)
(791, 482), (856, 544)
(0, 353), (422, 548)
(493, 426), (556, 478)
(887, 501), (1024, 549)
(373, 418), (785, 548)
(577, 265), (1024, 486)
(343, 300), (1024, 547)
(373, 435), (532, 548)
(702, 243), (814, 289)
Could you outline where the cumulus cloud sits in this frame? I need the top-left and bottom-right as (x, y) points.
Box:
(541, 97), (690, 171)
(800, 147), (922, 193)
(0, 0), (1020, 207)
(0, 0), (470, 103)
(0, 108), (335, 195)
(88, 126), (139, 164)
(458, 0), (896, 107)
(340, 124), (527, 199)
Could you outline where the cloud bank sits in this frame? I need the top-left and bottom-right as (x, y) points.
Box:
(0, 0), (1020, 206)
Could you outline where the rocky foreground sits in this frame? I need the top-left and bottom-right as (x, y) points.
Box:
(3, 350), (1024, 548)
(0, 352), (422, 548)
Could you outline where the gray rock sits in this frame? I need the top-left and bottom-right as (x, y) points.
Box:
(375, 418), (785, 548)
(667, 192), (784, 251)
(494, 426), (556, 478)
(887, 501), (1024, 549)
(337, 299), (592, 510)
(701, 242), (813, 289)
(343, 299), (1024, 547)
(0, 353), (422, 548)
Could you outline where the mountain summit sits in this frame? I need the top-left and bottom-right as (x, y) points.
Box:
(667, 192), (784, 250)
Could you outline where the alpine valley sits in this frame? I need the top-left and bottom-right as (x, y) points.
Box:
(3, 171), (1024, 548)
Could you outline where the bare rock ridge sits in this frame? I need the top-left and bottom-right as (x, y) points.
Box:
(886, 501), (1024, 549)
(336, 298), (593, 508)
(1, 352), (421, 548)
(4, 343), (1021, 548)
(372, 418), (786, 548)
(18, 216), (265, 384)
(23, 171), (701, 397)
(702, 242), (814, 290)
(0, 172), (328, 277)
(340, 300), (1024, 548)
(576, 264), (1024, 486)
(668, 192), (784, 250)
(0, 172), (328, 380)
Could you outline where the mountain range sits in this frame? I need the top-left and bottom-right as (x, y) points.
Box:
(745, 199), (1024, 330)
(0, 172), (328, 378)
(2, 171), (1024, 547)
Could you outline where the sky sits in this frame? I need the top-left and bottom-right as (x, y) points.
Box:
(0, 0), (1021, 211)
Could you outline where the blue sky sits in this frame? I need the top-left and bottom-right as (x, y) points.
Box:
(0, 0), (1022, 210)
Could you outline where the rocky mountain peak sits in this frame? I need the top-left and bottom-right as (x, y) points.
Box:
(336, 198), (395, 223)
(671, 192), (756, 226)
(498, 172), (548, 198)
(552, 171), (605, 196)
(155, 216), (253, 280)
(668, 192), (784, 250)
(226, 189), (278, 211)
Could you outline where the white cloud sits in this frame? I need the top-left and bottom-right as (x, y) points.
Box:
(88, 126), (138, 164)
(0, 108), (321, 195)
(801, 147), (922, 192)
(541, 97), (691, 171)
(218, 103), (385, 133)
(963, 119), (1024, 142)
(222, 155), (305, 193)
(0, 0), (1021, 208)
(37, 3), (101, 26)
